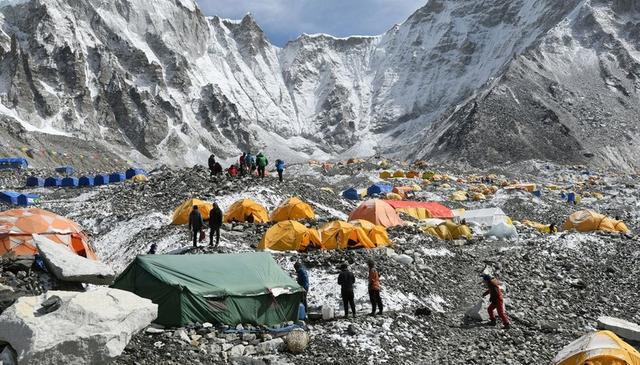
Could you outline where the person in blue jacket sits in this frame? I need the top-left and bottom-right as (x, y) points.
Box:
(294, 262), (309, 312)
(275, 159), (285, 182)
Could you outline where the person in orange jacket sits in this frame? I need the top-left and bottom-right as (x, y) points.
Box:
(368, 259), (383, 316)
(481, 274), (510, 329)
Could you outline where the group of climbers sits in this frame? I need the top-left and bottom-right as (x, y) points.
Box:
(188, 203), (224, 248)
(207, 152), (285, 181)
(292, 259), (385, 319)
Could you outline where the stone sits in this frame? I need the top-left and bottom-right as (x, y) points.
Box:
(256, 338), (284, 354)
(229, 344), (245, 357)
(225, 333), (239, 342)
(597, 316), (640, 341)
(174, 329), (191, 343)
(34, 235), (116, 285)
(203, 322), (213, 328)
(145, 327), (165, 334)
(395, 254), (414, 265)
(209, 343), (222, 353)
(0, 288), (157, 364)
(285, 329), (310, 354)
(191, 334), (203, 341)
(222, 343), (233, 351)
(243, 345), (256, 356)
(242, 333), (256, 342)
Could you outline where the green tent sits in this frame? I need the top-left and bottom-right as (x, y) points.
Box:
(111, 252), (303, 327)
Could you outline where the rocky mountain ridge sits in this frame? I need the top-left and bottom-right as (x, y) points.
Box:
(0, 0), (638, 169)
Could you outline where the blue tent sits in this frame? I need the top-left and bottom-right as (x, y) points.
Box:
(126, 168), (146, 179)
(0, 191), (20, 205)
(79, 176), (95, 187)
(367, 183), (392, 196)
(44, 177), (62, 187)
(109, 172), (126, 183)
(17, 193), (40, 206)
(26, 177), (45, 187)
(61, 177), (79, 187)
(0, 157), (28, 170)
(55, 166), (75, 175)
(342, 188), (360, 200)
(94, 175), (110, 186)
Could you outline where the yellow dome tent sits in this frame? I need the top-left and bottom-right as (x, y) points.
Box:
(552, 330), (640, 365)
(258, 220), (321, 252)
(379, 171), (392, 179)
(172, 199), (213, 225)
(422, 171), (435, 180)
(224, 199), (269, 223)
(319, 221), (375, 250)
(385, 192), (403, 200)
(392, 170), (405, 178)
(350, 219), (391, 247)
(421, 221), (472, 240)
(563, 210), (629, 233)
(405, 171), (420, 178)
(132, 174), (148, 182)
(270, 197), (315, 222)
(450, 191), (468, 201)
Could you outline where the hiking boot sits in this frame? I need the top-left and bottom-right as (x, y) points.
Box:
(378, 310), (383, 315)
(368, 312), (376, 317)
(503, 323), (511, 329)
(488, 320), (497, 326)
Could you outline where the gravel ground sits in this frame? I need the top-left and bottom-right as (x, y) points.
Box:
(1, 159), (639, 364)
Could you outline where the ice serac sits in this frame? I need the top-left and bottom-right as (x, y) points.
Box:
(0, 0), (638, 168)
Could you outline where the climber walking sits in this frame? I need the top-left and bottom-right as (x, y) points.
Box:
(188, 206), (204, 248)
(209, 202), (223, 247)
(338, 263), (356, 318)
(256, 152), (268, 178)
(481, 274), (510, 329)
(208, 154), (216, 176)
(275, 159), (285, 182)
(368, 259), (383, 316)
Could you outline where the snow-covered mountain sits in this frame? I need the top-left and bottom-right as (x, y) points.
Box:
(0, 0), (638, 168)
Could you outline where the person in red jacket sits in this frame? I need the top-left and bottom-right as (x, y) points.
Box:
(227, 164), (239, 177)
(481, 274), (510, 329)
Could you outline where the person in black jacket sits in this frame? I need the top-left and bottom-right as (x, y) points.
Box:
(188, 206), (204, 247)
(208, 154), (216, 176)
(337, 263), (356, 318)
(209, 202), (223, 247)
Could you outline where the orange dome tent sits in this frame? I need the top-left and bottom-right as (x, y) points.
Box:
(0, 208), (97, 260)
(350, 219), (391, 247)
(224, 199), (269, 223)
(319, 221), (375, 250)
(348, 199), (404, 228)
(270, 197), (315, 222)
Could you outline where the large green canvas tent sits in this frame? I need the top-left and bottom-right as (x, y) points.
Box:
(111, 252), (303, 327)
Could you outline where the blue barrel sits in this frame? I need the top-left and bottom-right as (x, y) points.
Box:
(567, 192), (576, 203)
(532, 190), (541, 198)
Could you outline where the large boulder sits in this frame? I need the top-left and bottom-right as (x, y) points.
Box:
(285, 329), (310, 354)
(597, 316), (640, 341)
(34, 234), (115, 285)
(0, 288), (157, 365)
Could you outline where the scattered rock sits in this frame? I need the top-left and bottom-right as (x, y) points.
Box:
(597, 316), (640, 341)
(285, 329), (310, 354)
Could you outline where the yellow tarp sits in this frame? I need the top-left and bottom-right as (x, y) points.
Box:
(421, 220), (472, 240)
(224, 199), (269, 223)
(172, 198), (213, 225)
(553, 330), (640, 365)
(270, 197), (315, 222)
(563, 210), (629, 233)
(522, 220), (557, 234)
(319, 221), (375, 250)
(258, 220), (321, 252)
